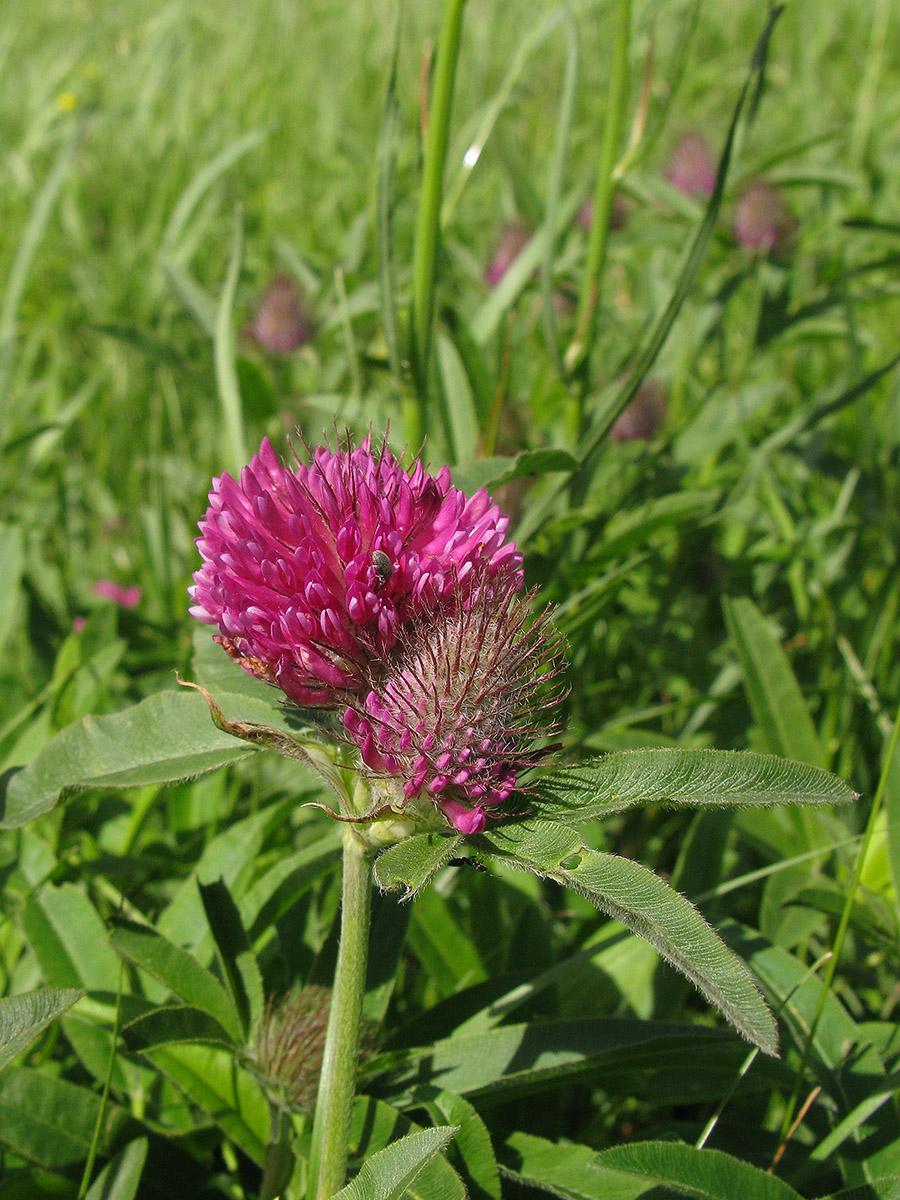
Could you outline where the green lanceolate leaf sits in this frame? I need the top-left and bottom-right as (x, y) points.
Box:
(329, 1126), (461, 1200)
(479, 821), (778, 1054)
(594, 1141), (803, 1199)
(122, 1003), (236, 1051)
(536, 747), (856, 822)
(419, 1090), (501, 1199)
(146, 1043), (268, 1165)
(159, 800), (291, 950)
(724, 596), (828, 767)
(375, 831), (464, 899)
(23, 883), (121, 992)
(0, 988), (84, 1071)
(0, 690), (258, 828)
(0, 1066), (141, 1170)
(371, 1020), (753, 1107)
(821, 1181), (900, 1200)
(348, 1096), (468, 1200)
(0, 522), (24, 649)
(83, 1137), (149, 1200)
(448, 448), (578, 497)
(198, 879), (265, 1039)
(501, 1131), (644, 1200)
(110, 920), (242, 1042)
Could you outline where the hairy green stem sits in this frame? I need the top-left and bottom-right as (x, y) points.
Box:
(410, 0), (467, 400)
(307, 827), (374, 1200)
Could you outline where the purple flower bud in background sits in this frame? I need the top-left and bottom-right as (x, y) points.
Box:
(577, 190), (627, 233)
(190, 436), (523, 708)
(733, 180), (796, 255)
(93, 580), (142, 608)
(248, 274), (314, 354)
(484, 221), (532, 287)
(611, 379), (667, 442)
(664, 133), (716, 198)
(344, 575), (565, 834)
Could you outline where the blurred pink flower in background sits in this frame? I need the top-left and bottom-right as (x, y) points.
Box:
(484, 221), (531, 287)
(577, 190), (627, 233)
(611, 379), (667, 442)
(93, 580), (142, 608)
(664, 133), (716, 198)
(247, 274), (314, 354)
(733, 180), (796, 255)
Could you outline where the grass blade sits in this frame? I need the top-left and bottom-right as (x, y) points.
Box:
(0, 121), (81, 447)
(214, 205), (247, 475)
(409, 0), (467, 399)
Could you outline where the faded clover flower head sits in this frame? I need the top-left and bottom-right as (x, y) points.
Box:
(344, 575), (565, 835)
(190, 434), (523, 708)
(611, 379), (667, 442)
(247, 274), (314, 355)
(734, 179), (796, 256)
(577, 190), (627, 233)
(665, 133), (716, 198)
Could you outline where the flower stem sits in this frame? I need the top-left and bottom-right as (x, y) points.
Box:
(307, 826), (374, 1200)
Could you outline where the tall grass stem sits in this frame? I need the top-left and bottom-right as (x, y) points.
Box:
(566, 0), (631, 386)
(214, 205), (248, 477)
(410, 0), (467, 404)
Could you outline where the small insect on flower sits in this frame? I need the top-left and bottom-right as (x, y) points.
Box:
(448, 856), (489, 872)
(372, 549), (393, 590)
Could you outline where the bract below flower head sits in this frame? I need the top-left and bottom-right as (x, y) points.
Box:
(189, 434), (523, 707)
(344, 575), (565, 834)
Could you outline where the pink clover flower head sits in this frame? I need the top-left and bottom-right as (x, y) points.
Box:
(93, 580), (142, 608)
(734, 180), (796, 256)
(665, 134), (716, 198)
(344, 576), (565, 834)
(189, 434), (524, 708)
(248, 274), (314, 355)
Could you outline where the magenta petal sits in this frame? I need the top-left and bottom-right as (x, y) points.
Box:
(440, 800), (487, 834)
(190, 433), (524, 710)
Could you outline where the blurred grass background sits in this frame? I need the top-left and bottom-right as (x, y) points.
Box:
(2, 0), (899, 779)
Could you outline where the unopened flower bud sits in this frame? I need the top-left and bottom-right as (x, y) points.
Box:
(253, 985), (331, 1112)
(344, 576), (565, 834)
